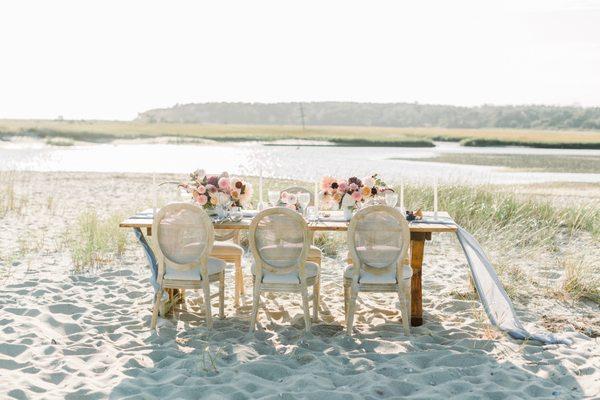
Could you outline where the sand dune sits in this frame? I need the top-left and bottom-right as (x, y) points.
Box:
(0, 172), (598, 399)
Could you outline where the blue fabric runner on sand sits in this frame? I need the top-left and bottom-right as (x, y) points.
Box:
(131, 213), (571, 345)
(413, 217), (572, 345)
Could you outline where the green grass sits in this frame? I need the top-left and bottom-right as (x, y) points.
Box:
(1, 119), (599, 148)
(391, 153), (600, 173)
(461, 137), (600, 149)
(398, 183), (600, 246)
(45, 137), (74, 146)
(66, 210), (128, 271)
(561, 256), (600, 304)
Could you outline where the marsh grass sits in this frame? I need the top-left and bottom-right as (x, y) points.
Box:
(2, 119), (599, 148)
(45, 137), (74, 146)
(66, 210), (128, 271)
(391, 153), (600, 174)
(401, 184), (600, 248)
(561, 256), (600, 304)
(0, 173), (27, 217)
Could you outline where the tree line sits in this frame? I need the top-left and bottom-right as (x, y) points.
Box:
(136, 102), (600, 130)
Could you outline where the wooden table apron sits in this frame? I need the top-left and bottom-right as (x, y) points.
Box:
(120, 212), (455, 326)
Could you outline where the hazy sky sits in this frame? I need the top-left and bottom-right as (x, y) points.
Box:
(1, 0), (599, 120)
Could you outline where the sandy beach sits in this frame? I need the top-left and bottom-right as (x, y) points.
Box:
(1, 172), (598, 399)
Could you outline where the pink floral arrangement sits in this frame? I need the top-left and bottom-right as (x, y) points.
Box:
(321, 173), (389, 209)
(279, 191), (300, 211)
(180, 169), (253, 209)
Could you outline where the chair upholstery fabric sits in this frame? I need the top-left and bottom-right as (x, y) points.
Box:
(252, 261), (319, 284)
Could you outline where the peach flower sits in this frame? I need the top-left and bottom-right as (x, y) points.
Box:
(196, 185), (206, 194)
(361, 186), (372, 197)
(322, 176), (335, 190)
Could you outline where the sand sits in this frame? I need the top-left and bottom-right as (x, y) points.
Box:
(0, 172), (598, 399)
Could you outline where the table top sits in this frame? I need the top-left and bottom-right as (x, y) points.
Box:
(119, 209), (457, 233)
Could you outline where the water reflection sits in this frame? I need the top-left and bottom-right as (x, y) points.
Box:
(1, 140), (599, 185)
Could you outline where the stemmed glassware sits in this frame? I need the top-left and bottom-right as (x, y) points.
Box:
(297, 192), (310, 215)
(268, 190), (280, 207)
(385, 190), (399, 207)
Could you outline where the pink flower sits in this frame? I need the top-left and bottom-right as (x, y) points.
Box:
(206, 184), (218, 194)
(281, 191), (289, 202)
(285, 193), (298, 205)
(196, 185), (206, 194)
(349, 183), (358, 192)
(338, 180), (348, 192)
(351, 191), (362, 201)
(197, 194), (208, 206)
(218, 177), (230, 190)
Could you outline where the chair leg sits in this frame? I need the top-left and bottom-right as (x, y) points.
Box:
(343, 283), (350, 315)
(301, 286), (311, 332)
(346, 284), (358, 336)
(312, 277), (320, 322)
(249, 283), (261, 332)
(237, 257), (245, 295)
(398, 281), (411, 336)
(151, 285), (163, 329)
(219, 271), (225, 319)
(202, 279), (213, 329)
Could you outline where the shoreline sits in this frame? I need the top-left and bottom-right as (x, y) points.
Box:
(2, 119), (600, 149)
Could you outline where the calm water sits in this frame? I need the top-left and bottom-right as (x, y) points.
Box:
(1, 139), (599, 185)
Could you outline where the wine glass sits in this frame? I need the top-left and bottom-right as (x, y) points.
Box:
(385, 191), (398, 207)
(268, 190), (280, 207)
(229, 206), (243, 222)
(306, 206), (318, 222)
(297, 192), (310, 215)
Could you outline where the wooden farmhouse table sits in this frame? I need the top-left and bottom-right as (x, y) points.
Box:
(120, 210), (456, 326)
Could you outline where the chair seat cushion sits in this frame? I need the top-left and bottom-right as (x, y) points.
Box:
(211, 242), (244, 256)
(308, 245), (322, 259)
(344, 264), (412, 284)
(164, 257), (226, 281)
(252, 261), (319, 284)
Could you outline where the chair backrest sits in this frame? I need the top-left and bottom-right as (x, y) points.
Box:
(153, 202), (214, 272)
(249, 207), (310, 276)
(347, 205), (410, 278)
(280, 186), (314, 206)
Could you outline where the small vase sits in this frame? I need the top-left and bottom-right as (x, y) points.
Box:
(343, 206), (353, 221)
(216, 205), (227, 219)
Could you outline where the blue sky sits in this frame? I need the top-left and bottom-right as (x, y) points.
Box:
(1, 0), (599, 119)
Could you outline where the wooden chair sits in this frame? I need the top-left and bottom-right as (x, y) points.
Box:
(151, 203), (225, 329)
(280, 186), (323, 266)
(249, 207), (320, 332)
(211, 230), (244, 307)
(344, 205), (411, 336)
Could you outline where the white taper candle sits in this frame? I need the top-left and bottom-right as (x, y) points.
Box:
(400, 178), (405, 212)
(152, 173), (157, 216)
(433, 177), (439, 220)
(314, 181), (319, 210)
(259, 167), (263, 204)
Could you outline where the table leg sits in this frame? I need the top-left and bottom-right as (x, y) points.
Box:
(409, 232), (430, 326)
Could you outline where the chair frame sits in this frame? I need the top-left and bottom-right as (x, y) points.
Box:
(248, 207), (319, 332)
(344, 205), (411, 336)
(280, 186), (322, 266)
(150, 202), (225, 329)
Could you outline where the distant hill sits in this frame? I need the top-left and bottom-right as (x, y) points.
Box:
(136, 102), (600, 130)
